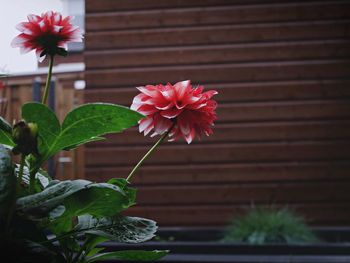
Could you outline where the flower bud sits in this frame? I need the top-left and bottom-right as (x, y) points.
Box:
(27, 122), (38, 138)
(12, 120), (39, 156)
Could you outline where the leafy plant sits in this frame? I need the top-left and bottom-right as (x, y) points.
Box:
(0, 9), (218, 263)
(0, 11), (163, 263)
(222, 207), (319, 245)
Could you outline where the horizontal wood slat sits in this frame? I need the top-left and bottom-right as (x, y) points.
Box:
(217, 100), (350, 123)
(83, 99), (350, 124)
(86, 141), (350, 167)
(86, 0), (345, 13)
(86, 161), (350, 185)
(85, 60), (350, 88)
(85, 0), (350, 226)
(125, 203), (350, 226)
(134, 182), (350, 205)
(86, 20), (350, 50)
(85, 79), (350, 104)
(88, 120), (350, 147)
(86, 40), (350, 69)
(86, 0), (243, 13)
(87, 2), (350, 31)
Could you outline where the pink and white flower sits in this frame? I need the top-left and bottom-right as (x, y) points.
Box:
(11, 11), (83, 62)
(131, 80), (218, 144)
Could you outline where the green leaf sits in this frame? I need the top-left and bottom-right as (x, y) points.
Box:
(59, 236), (81, 252)
(75, 215), (158, 243)
(86, 247), (105, 258)
(16, 178), (134, 235)
(87, 250), (168, 263)
(0, 145), (15, 220)
(63, 136), (105, 151)
(0, 116), (12, 133)
(21, 102), (60, 156)
(56, 103), (143, 152)
(0, 130), (14, 147)
(48, 182), (134, 234)
(0, 117), (14, 147)
(85, 235), (108, 257)
(108, 178), (137, 207)
(21, 103), (143, 163)
(61, 182), (133, 218)
(15, 165), (51, 190)
(16, 179), (91, 219)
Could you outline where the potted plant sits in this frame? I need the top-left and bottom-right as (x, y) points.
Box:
(0, 11), (218, 262)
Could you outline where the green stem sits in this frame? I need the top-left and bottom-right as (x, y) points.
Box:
(29, 167), (39, 194)
(41, 55), (54, 105)
(126, 124), (175, 182)
(17, 154), (25, 192)
(72, 239), (89, 263)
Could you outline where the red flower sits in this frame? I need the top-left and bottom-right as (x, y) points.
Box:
(11, 11), (83, 62)
(131, 80), (218, 144)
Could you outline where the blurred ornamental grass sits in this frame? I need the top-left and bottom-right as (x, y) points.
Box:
(222, 207), (319, 245)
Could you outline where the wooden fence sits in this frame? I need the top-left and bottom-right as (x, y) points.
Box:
(2, 73), (85, 180)
(84, 0), (350, 226)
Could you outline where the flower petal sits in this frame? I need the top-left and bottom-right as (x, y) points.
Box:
(139, 117), (153, 133)
(12, 11), (83, 60)
(174, 80), (190, 100)
(131, 80), (218, 143)
(153, 115), (173, 135)
(136, 85), (159, 97)
(160, 107), (183, 119)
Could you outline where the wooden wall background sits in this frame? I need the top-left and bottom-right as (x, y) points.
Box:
(3, 73), (85, 180)
(84, 0), (350, 226)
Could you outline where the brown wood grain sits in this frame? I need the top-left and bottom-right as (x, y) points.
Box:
(85, 79), (350, 104)
(125, 203), (350, 226)
(86, 0), (241, 13)
(85, 0), (346, 13)
(86, 40), (350, 69)
(86, 20), (350, 50)
(85, 60), (350, 88)
(216, 100), (350, 123)
(83, 99), (350, 124)
(86, 141), (350, 167)
(133, 181), (350, 205)
(85, 0), (350, 226)
(86, 2), (350, 31)
(85, 120), (350, 147)
(86, 161), (350, 185)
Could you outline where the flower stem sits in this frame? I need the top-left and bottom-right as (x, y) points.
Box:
(126, 124), (175, 182)
(41, 55), (54, 105)
(17, 154), (25, 192)
(29, 167), (38, 194)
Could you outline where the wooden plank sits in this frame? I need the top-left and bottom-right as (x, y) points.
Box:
(133, 182), (350, 205)
(86, 141), (350, 167)
(84, 99), (350, 124)
(125, 203), (350, 226)
(85, 20), (350, 50)
(85, 79), (350, 104)
(86, 0), (234, 13)
(86, 161), (350, 185)
(217, 100), (350, 123)
(85, 60), (350, 88)
(85, 0), (350, 228)
(86, 0), (341, 13)
(85, 40), (350, 69)
(87, 120), (350, 147)
(86, 2), (350, 31)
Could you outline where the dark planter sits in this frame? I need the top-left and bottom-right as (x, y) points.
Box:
(99, 227), (350, 263)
